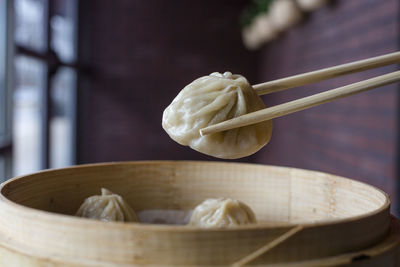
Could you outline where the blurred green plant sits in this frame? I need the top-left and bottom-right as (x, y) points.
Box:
(240, 0), (273, 28)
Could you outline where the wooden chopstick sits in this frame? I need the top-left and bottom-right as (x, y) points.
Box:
(253, 51), (400, 95)
(200, 70), (400, 136)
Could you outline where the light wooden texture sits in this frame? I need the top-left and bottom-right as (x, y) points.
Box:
(0, 218), (399, 267)
(200, 70), (400, 136)
(253, 51), (400, 95)
(251, 216), (400, 267)
(232, 225), (304, 266)
(0, 161), (393, 266)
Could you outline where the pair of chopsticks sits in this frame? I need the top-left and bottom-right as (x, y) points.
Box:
(200, 51), (400, 136)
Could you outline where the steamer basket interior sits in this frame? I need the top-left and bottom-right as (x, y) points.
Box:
(1, 161), (388, 225)
(0, 161), (393, 265)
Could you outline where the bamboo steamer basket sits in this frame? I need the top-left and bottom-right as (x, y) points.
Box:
(0, 161), (397, 266)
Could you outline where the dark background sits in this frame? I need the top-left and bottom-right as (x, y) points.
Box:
(77, 0), (400, 214)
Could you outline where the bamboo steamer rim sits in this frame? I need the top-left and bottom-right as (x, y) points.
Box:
(0, 219), (398, 266)
(0, 160), (391, 231)
(252, 216), (400, 267)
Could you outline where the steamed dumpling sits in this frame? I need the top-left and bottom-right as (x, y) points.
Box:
(162, 72), (273, 159)
(76, 188), (139, 222)
(242, 14), (277, 50)
(296, 0), (327, 11)
(270, 0), (302, 32)
(189, 198), (257, 228)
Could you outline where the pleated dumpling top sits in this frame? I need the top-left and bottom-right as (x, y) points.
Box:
(76, 188), (139, 222)
(162, 72), (273, 159)
(189, 198), (257, 228)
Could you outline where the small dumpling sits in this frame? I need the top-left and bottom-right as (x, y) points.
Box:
(269, 0), (302, 32)
(189, 198), (257, 228)
(297, 0), (327, 11)
(162, 72), (273, 159)
(76, 188), (139, 222)
(242, 14), (277, 50)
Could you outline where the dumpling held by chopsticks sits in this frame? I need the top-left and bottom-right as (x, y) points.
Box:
(162, 72), (273, 159)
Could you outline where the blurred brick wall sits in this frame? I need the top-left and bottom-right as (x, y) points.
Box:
(77, 0), (400, 214)
(256, 0), (400, 214)
(77, 0), (258, 163)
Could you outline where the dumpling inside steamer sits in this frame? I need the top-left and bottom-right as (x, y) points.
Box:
(189, 198), (257, 227)
(162, 72), (273, 159)
(76, 188), (139, 222)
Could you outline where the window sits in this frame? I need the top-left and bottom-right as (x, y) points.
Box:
(13, 55), (46, 174)
(0, 0), (12, 182)
(50, 66), (77, 168)
(11, 0), (78, 177)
